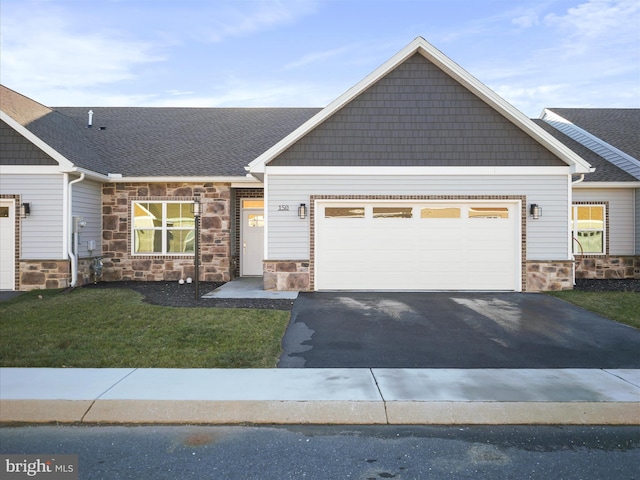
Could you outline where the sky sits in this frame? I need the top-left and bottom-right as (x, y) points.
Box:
(1, 0), (639, 117)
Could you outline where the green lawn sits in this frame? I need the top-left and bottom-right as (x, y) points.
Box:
(0, 288), (290, 368)
(548, 290), (640, 329)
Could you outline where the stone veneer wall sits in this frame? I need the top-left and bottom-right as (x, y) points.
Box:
(575, 256), (639, 279)
(263, 260), (310, 291)
(526, 261), (573, 291)
(19, 260), (70, 290)
(19, 258), (102, 291)
(101, 182), (231, 283)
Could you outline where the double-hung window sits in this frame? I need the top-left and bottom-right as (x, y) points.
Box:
(132, 201), (195, 254)
(571, 204), (606, 255)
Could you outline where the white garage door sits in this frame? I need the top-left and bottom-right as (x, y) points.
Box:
(315, 201), (520, 291)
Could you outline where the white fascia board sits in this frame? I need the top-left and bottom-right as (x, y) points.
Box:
(573, 181), (640, 189)
(265, 165), (572, 176)
(0, 165), (63, 175)
(0, 110), (75, 170)
(108, 175), (261, 184)
(542, 108), (640, 178)
(248, 37), (592, 175)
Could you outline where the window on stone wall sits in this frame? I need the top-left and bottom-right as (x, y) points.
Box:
(572, 204), (606, 255)
(132, 201), (195, 254)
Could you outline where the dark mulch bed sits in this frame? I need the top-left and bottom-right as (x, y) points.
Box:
(81, 278), (639, 310)
(574, 278), (640, 292)
(82, 281), (295, 310)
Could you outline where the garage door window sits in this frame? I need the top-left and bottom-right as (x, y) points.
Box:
(469, 207), (509, 219)
(373, 207), (412, 218)
(421, 207), (460, 219)
(325, 207), (365, 218)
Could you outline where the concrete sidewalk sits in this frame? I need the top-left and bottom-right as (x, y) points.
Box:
(1, 368), (638, 425)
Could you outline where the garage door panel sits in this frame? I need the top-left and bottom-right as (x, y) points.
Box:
(316, 202), (519, 291)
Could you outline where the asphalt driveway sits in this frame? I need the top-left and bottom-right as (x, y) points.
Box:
(278, 292), (640, 368)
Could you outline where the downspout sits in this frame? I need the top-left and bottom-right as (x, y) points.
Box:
(570, 174), (586, 285)
(67, 173), (85, 287)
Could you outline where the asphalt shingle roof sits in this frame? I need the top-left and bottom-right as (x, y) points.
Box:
(55, 107), (321, 177)
(546, 108), (640, 161)
(1, 85), (106, 172)
(3, 85), (638, 182)
(533, 119), (637, 182)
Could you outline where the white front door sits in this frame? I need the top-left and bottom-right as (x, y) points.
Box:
(0, 200), (16, 290)
(241, 199), (264, 276)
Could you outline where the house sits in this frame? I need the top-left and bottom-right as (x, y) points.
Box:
(1, 37), (638, 292)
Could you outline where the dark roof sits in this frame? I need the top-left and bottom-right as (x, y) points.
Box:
(0, 85), (106, 172)
(533, 119), (637, 182)
(546, 108), (640, 161)
(55, 107), (320, 176)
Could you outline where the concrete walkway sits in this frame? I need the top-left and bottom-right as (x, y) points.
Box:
(202, 277), (298, 300)
(1, 368), (638, 425)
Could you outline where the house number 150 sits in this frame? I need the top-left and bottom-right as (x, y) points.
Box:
(278, 205), (290, 211)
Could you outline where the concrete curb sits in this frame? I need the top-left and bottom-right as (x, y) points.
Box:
(1, 368), (638, 425)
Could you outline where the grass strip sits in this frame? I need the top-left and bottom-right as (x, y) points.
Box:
(0, 288), (290, 368)
(548, 290), (640, 329)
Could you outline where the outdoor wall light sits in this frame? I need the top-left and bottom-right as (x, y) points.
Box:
(20, 203), (31, 218)
(529, 204), (542, 220)
(298, 203), (307, 220)
(192, 198), (201, 217)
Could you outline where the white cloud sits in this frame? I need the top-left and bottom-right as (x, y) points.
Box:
(0, 2), (164, 102)
(201, 0), (319, 43)
(544, 0), (639, 39)
(284, 45), (355, 70)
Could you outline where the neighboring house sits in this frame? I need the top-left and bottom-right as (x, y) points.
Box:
(540, 108), (640, 279)
(1, 37), (638, 292)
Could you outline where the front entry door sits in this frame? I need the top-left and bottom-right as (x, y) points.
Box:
(241, 200), (264, 276)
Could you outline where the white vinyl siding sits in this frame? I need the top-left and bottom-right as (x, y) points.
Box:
(266, 173), (570, 261)
(0, 173), (65, 259)
(72, 179), (102, 257)
(573, 188), (636, 255)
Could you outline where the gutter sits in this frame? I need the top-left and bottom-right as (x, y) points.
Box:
(105, 174), (260, 184)
(67, 173), (85, 287)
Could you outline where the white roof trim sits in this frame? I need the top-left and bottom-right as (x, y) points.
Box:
(572, 181), (640, 189)
(265, 165), (572, 176)
(0, 110), (75, 170)
(107, 175), (261, 184)
(247, 37), (593, 175)
(542, 108), (640, 180)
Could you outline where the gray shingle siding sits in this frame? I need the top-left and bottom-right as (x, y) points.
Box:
(270, 54), (566, 167)
(0, 120), (57, 165)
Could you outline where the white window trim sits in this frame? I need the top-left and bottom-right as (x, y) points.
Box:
(571, 204), (607, 256)
(131, 201), (195, 256)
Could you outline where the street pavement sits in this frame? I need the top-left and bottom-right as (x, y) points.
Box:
(2, 425), (639, 479)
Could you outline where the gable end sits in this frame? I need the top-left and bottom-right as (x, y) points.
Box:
(1, 120), (58, 166)
(270, 54), (566, 168)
